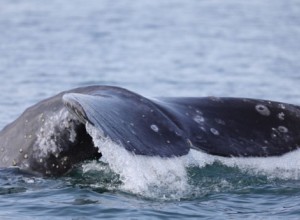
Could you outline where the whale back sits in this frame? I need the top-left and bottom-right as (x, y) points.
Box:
(0, 86), (103, 175)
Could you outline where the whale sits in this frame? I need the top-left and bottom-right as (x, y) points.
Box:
(1, 85), (300, 176)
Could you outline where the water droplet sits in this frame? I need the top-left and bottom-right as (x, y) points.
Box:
(255, 104), (270, 116)
(24, 154), (28, 159)
(19, 149), (23, 153)
(210, 128), (219, 135)
(39, 158), (43, 163)
(150, 124), (159, 132)
(166, 140), (171, 144)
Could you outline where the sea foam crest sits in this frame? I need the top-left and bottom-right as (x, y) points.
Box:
(188, 149), (300, 180)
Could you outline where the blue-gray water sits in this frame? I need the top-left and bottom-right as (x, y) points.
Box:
(1, 0), (300, 219)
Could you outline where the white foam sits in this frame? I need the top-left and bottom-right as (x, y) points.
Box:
(85, 123), (300, 198)
(85, 123), (189, 199)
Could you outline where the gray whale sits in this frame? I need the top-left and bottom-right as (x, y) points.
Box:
(1, 85), (300, 176)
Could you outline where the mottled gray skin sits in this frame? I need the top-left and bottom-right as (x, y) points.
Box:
(1, 85), (300, 176)
(0, 86), (102, 176)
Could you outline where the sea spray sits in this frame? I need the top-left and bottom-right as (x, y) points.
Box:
(85, 123), (190, 199)
(84, 123), (300, 199)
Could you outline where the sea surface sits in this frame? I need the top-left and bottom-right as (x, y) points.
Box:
(0, 0), (300, 219)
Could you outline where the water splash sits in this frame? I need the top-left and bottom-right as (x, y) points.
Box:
(84, 123), (300, 199)
(85, 123), (189, 199)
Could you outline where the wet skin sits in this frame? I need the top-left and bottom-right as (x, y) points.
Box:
(1, 85), (300, 176)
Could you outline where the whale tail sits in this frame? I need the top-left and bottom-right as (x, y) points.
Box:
(63, 90), (190, 158)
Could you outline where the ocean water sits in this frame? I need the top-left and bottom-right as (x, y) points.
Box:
(0, 0), (300, 219)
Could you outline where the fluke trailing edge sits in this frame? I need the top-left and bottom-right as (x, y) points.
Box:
(1, 85), (300, 176)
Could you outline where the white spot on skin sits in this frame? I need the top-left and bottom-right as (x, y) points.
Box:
(150, 124), (159, 132)
(278, 112), (285, 120)
(255, 104), (271, 116)
(209, 96), (219, 102)
(279, 104), (286, 109)
(278, 126), (288, 133)
(210, 128), (220, 135)
(215, 118), (226, 125)
(195, 109), (202, 114)
(193, 115), (205, 124)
